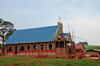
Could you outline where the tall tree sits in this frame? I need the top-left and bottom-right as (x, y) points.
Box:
(0, 18), (15, 53)
(0, 44), (1, 48)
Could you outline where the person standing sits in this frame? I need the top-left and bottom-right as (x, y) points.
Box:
(58, 35), (61, 40)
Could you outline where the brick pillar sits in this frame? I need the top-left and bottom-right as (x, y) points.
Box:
(64, 41), (65, 54)
(71, 42), (74, 54)
(18, 44), (20, 55)
(71, 43), (72, 54)
(37, 43), (39, 55)
(58, 41), (60, 48)
(12, 44), (14, 55)
(6, 45), (8, 55)
(54, 41), (56, 54)
(73, 43), (75, 54)
(24, 44), (26, 55)
(31, 44), (33, 54)
(45, 42), (47, 55)
(72, 42), (75, 54)
(66, 43), (68, 54)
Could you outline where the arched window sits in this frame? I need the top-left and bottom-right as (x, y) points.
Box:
(33, 45), (37, 50)
(40, 44), (44, 50)
(27, 45), (30, 51)
(8, 46), (12, 51)
(20, 45), (24, 51)
(49, 44), (52, 50)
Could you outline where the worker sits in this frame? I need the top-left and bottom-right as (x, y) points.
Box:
(63, 35), (66, 40)
(80, 53), (82, 59)
(58, 35), (61, 40)
(81, 53), (83, 58)
(61, 35), (63, 40)
(76, 55), (78, 59)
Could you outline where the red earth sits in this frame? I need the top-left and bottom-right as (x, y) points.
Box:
(91, 59), (100, 61)
(8, 64), (21, 66)
(36, 55), (46, 58)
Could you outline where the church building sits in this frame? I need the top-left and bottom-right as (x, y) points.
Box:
(5, 22), (75, 55)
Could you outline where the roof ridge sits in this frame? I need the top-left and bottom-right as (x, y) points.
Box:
(16, 25), (58, 31)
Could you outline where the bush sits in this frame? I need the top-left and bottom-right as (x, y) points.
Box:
(0, 53), (5, 56)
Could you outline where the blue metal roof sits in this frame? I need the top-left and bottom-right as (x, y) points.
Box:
(60, 33), (68, 40)
(5, 25), (58, 44)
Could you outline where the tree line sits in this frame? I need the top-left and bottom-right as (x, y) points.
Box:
(0, 18), (16, 53)
(77, 41), (88, 46)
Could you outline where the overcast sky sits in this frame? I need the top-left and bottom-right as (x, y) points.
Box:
(0, 0), (100, 45)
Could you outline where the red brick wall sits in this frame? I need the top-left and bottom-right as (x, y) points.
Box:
(56, 48), (64, 55)
(6, 42), (56, 55)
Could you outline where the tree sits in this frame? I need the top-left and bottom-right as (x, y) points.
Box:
(0, 43), (1, 48)
(78, 42), (83, 44)
(77, 41), (88, 46)
(84, 42), (88, 46)
(0, 18), (15, 53)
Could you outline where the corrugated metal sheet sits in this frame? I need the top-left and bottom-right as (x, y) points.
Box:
(86, 49), (100, 52)
(5, 25), (58, 44)
(60, 33), (68, 40)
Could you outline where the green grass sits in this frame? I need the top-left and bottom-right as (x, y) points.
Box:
(0, 57), (100, 66)
(85, 45), (100, 50)
(0, 45), (100, 66)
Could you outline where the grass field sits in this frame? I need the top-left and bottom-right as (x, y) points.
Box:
(0, 45), (100, 66)
(0, 57), (100, 66)
(84, 45), (100, 50)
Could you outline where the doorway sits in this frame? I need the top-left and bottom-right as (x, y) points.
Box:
(15, 46), (17, 55)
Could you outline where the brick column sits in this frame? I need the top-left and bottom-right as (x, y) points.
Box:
(37, 43), (39, 55)
(54, 41), (56, 53)
(66, 43), (68, 54)
(72, 42), (75, 54)
(24, 44), (26, 55)
(58, 40), (60, 48)
(45, 42), (47, 54)
(18, 44), (20, 55)
(31, 44), (33, 54)
(6, 45), (8, 55)
(12, 44), (14, 55)
(71, 42), (74, 54)
(73, 43), (75, 54)
(64, 41), (65, 54)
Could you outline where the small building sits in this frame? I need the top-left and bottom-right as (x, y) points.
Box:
(86, 49), (100, 57)
(75, 44), (84, 54)
(5, 22), (75, 55)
